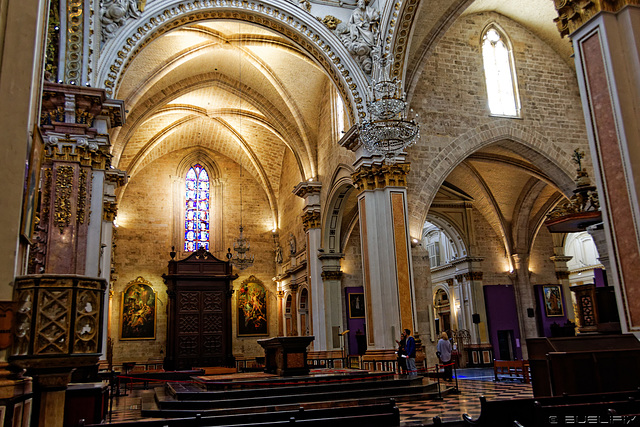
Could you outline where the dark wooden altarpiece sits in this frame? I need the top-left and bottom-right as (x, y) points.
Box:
(163, 248), (237, 370)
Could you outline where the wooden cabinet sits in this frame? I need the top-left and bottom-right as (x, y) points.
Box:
(163, 248), (237, 370)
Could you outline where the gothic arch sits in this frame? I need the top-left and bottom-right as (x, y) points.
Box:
(323, 164), (356, 254)
(408, 120), (577, 236)
(95, 0), (369, 124)
(423, 213), (468, 262)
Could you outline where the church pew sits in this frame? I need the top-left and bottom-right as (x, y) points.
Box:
(462, 395), (536, 427)
(79, 399), (399, 427)
(463, 390), (640, 426)
(493, 360), (530, 383)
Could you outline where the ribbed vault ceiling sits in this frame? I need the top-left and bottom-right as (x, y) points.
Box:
(112, 20), (333, 209)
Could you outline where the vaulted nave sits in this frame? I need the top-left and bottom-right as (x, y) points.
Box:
(1, 0), (640, 425)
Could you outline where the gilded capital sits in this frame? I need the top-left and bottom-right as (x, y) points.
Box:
(351, 163), (410, 192)
(321, 270), (343, 281)
(103, 200), (118, 222)
(302, 211), (321, 231)
(553, 0), (640, 37)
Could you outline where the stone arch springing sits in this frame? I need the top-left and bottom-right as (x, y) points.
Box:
(95, 0), (369, 125)
(408, 120), (577, 236)
(323, 167), (357, 254)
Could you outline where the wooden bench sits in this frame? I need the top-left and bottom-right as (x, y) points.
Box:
(80, 399), (400, 426)
(462, 395), (536, 427)
(463, 390), (640, 426)
(493, 360), (530, 383)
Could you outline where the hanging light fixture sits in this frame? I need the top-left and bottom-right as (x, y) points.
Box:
(359, 46), (419, 158)
(229, 28), (254, 270)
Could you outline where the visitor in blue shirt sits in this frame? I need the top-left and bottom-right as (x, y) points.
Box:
(404, 328), (417, 376)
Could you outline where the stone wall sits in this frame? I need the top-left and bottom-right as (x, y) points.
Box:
(112, 147), (276, 364)
(406, 11), (589, 233)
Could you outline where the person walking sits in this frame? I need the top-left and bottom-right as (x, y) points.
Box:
(404, 329), (417, 376)
(437, 331), (453, 381)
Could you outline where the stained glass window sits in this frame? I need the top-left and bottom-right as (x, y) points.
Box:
(184, 164), (210, 251)
(482, 26), (520, 117)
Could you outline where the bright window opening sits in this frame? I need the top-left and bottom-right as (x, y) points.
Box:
(184, 164), (210, 251)
(482, 26), (520, 117)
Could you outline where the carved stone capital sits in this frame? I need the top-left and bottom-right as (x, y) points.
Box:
(103, 200), (118, 222)
(556, 271), (571, 280)
(289, 283), (299, 292)
(105, 169), (128, 187)
(464, 271), (483, 281)
(351, 163), (410, 192)
(302, 211), (321, 232)
(321, 270), (343, 281)
(553, 0), (640, 38)
(293, 181), (322, 199)
(43, 133), (113, 169)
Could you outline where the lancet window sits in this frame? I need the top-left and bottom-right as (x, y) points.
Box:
(184, 164), (210, 251)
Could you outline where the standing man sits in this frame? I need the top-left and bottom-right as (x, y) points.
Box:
(404, 329), (416, 376)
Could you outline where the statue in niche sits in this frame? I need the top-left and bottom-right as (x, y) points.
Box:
(333, 0), (379, 74)
(100, 0), (147, 42)
(289, 233), (297, 256)
(275, 244), (283, 264)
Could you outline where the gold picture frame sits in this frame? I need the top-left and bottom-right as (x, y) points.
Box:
(237, 275), (268, 336)
(543, 284), (564, 317)
(121, 277), (156, 340)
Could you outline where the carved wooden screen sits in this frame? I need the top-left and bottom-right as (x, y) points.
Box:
(163, 248), (236, 370)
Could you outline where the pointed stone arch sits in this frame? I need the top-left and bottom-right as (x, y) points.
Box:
(95, 0), (369, 124)
(408, 120), (577, 236)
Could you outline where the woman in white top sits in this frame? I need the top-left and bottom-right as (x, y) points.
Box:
(436, 332), (453, 381)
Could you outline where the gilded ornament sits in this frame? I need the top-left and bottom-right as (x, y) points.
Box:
(301, 211), (321, 231)
(321, 270), (343, 281)
(78, 169), (88, 225)
(351, 163), (410, 192)
(546, 149), (600, 221)
(42, 168), (52, 222)
(553, 0), (640, 38)
(54, 165), (74, 233)
(65, 0), (83, 84)
(103, 200), (118, 222)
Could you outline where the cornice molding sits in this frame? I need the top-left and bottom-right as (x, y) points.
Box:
(553, 0), (640, 37)
(351, 163), (410, 192)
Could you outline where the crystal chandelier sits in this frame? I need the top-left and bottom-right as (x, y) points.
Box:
(229, 162), (254, 270)
(359, 49), (419, 158)
(228, 48), (254, 270)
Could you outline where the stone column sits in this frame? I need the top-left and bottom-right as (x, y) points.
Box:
(553, 3), (640, 335)
(294, 182), (325, 348)
(319, 253), (344, 352)
(277, 291), (285, 336)
(289, 284), (299, 336)
(511, 253), (537, 358)
(550, 255), (574, 322)
(351, 162), (416, 355)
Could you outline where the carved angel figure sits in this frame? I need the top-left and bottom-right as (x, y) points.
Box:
(335, 0), (380, 74)
(100, 0), (145, 42)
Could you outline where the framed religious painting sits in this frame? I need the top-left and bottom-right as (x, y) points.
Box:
(237, 275), (268, 336)
(121, 277), (156, 340)
(349, 293), (365, 318)
(542, 284), (564, 317)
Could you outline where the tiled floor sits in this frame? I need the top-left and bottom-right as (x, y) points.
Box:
(399, 377), (533, 425)
(104, 368), (533, 426)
